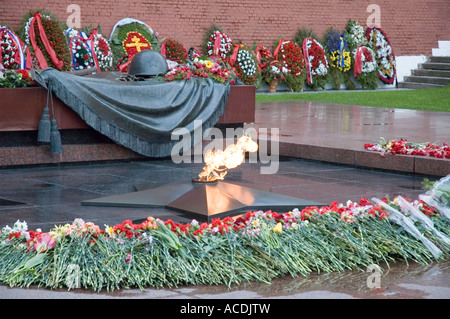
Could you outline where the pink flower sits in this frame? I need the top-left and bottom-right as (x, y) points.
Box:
(33, 233), (56, 252)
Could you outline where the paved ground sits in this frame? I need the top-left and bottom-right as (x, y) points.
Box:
(0, 101), (449, 299)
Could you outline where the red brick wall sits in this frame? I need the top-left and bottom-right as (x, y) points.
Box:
(1, 0), (449, 56)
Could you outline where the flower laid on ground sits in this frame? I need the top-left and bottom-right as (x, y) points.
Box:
(0, 69), (34, 88)
(364, 137), (450, 159)
(1, 193), (448, 291)
(366, 26), (396, 85)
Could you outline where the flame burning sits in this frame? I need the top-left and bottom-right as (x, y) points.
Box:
(198, 135), (258, 182)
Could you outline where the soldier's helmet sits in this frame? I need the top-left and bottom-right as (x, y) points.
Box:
(128, 50), (168, 77)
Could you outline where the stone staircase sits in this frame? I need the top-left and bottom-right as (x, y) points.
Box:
(399, 40), (450, 89)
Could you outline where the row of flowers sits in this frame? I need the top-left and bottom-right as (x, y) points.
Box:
(365, 138), (450, 159)
(1, 12), (395, 90)
(0, 191), (448, 291)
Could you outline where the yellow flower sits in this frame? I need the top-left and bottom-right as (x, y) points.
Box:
(273, 222), (283, 234)
(205, 60), (213, 69)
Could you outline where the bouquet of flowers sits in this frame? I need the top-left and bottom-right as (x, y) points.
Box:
(364, 138), (450, 159)
(262, 60), (285, 83)
(1, 193), (448, 291)
(164, 56), (233, 84)
(366, 26), (396, 85)
(0, 27), (25, 70)
(0, 69), (34, 88)
(161, 38), (188, 64)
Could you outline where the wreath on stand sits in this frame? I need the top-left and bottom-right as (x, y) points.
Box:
(65, 28), (96, 71)
(160, 38), (188, 64)
(302, 37), (329, 90)
(273, 38), (305, 92)
(0, 26), (25, 70)
(353, 45), (378, 89)
(227, 44), (260, 86)
(20, 10), (72, 71)
(343, 20), (378, 90)
(324, 28), (353, 90)
(109, 19), (155, 72)
(202, 25), (233, 60)
(86, 28), (113, 71)
(366, 26), (396, 85)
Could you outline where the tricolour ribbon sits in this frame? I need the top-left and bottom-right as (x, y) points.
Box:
(88, 29), (101, 72)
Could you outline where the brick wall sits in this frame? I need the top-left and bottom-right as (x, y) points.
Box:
(1, 0), (449, 56)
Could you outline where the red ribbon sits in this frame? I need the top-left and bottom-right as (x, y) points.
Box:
(273, 39), (286, 61)
(88, 29), (101, 72)
(28, 13), (64, 70)
(354, 46), (363, 78)
(160, 40), (167, 59)
(213, 33), (221, 57)
(229, 44), (240, 66)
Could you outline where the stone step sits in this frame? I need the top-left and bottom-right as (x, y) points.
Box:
(420, 62), (450, 70)
(412, 69), (450, 78)
(438, 40), (450, 49)
(428, 56), (450, 63)
(403, 75), (450, 85)
(397, 82), (445, 89)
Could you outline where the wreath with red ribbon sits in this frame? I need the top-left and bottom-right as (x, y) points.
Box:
(273, 39), (305, 77)
(206, 30), (233, 60)
(23, 12), (72, 71)
(302, 37), (328, 84)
